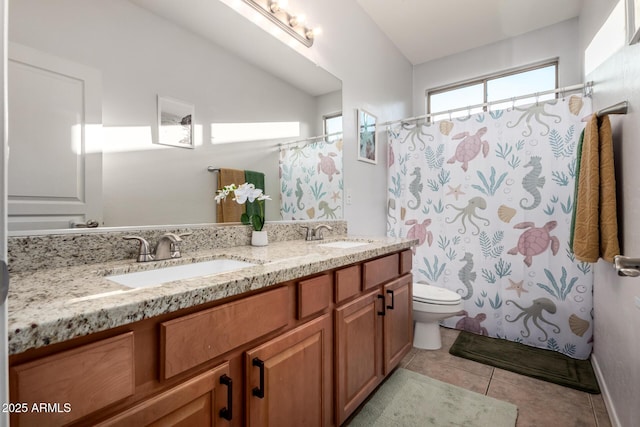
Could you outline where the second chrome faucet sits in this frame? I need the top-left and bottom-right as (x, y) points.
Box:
(301, 224), (333, 241)
(124, 232), (192, 262)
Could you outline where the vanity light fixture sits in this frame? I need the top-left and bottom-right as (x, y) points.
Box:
(241, 0), (317, 47)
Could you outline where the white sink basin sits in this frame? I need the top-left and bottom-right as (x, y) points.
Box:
(317, 240), (370, 249)
(106, 259), (256, 288)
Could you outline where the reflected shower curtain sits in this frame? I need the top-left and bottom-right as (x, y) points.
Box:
(279, 139), (344, 220)
(387, 96), (595, 359)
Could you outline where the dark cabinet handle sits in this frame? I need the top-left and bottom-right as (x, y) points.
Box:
(387, 289), (395, 310)
(377, 294), (386, 316)
(219, 374), (233, 421)
(252, 358), (265, 398)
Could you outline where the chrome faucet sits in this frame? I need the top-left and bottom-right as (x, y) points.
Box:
(301, 224), (333, 241)
(313, 224), (332, 240)
(124, 232), (192, 262)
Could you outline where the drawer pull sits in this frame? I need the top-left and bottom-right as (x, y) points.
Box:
(387, 289), (395, 310)
(377, 294), (386, 316)
(252, 358), (265, 399)
(219, 374), (233, 421)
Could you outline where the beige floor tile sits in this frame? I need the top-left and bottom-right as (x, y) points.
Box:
(405, 327), (610, 427)
(488, 374), (596, 427)
(405, 354), (491, 395)
(439, 326), (460, 346)
(491, 368), (593, 409)
(399, 347), (417, 368)
(589, 394), (613, 427)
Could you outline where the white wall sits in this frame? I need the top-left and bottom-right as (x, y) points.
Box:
(8, 0), (329, 226)
(412, 18), (582, 115)
(285, 0), (414, 236)
(579, 2), (640, 426)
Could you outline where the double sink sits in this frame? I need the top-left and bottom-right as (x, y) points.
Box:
(106, 240), (371, 289)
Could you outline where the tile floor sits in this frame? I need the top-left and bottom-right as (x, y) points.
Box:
(400, 327), (612, 427)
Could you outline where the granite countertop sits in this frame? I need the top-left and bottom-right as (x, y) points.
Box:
(8, 236), (415, 355)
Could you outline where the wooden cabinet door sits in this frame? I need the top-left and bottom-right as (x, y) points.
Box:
(96, 363), (232, 427)
(383, 275), (413, 374)
(245, 313), (333, 427)
(335, 290), (384, 425)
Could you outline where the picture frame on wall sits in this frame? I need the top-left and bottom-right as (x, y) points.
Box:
(157, 95), (194, 148)
(357, 109), (377, 164)
(628, 0), (640, 44)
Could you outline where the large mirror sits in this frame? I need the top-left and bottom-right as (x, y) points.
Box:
(7, 0), (342, 233)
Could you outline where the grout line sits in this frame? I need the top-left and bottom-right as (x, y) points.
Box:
(484, 367), (495, 395)
(588, 395), (598, 426)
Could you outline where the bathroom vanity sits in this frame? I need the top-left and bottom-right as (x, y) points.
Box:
(6, 224), (415, 426)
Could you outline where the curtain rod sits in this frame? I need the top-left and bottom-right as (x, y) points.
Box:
(279, 131), (343, 148)
(379, 81), (594, 127)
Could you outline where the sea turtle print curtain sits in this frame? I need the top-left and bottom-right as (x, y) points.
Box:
(279, 139), (344, 220)
(387, 96), (595, 359)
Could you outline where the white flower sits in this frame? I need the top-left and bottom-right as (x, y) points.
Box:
(214, 184), (238, 204)
(214, 182), (270, 231)
(233, 183), (264, 204)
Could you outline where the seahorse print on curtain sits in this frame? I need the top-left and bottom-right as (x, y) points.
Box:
(387, 97), (595, 360)
(280, 139), (344, 220)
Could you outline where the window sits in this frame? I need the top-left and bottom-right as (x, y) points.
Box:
(323, 112), (343, 142)
(427, 61), (557, 122)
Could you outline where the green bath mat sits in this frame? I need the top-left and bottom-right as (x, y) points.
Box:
(347, 368), (518, 427)
(449, 331), (600, 394)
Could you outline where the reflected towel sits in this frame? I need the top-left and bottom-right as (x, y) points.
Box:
(216, 168), (246, 223)
(245, 169), (265, 220)
(572, 114), (620, 262)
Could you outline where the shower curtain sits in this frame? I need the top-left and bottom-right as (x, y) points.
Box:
(279, 139), (344, 220)
(387, 96), (595, 359)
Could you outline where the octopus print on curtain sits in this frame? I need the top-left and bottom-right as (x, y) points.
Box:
(280, 139), (343, 220)
(387, 96), (595, 359)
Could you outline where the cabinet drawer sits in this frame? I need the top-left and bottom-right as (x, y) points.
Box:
(335, 265), (361, 304)
(96, 363), (230, 427)
(297, 274), (332, 320)
(161, 286), (289, 379)
(363, 253), (400, 290)
(10, 332), (135, 427)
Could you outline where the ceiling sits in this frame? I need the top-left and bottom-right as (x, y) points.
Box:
(131, 0), (583, 93)
(356, 0), (583, 65)
(130, 0), (342, 97)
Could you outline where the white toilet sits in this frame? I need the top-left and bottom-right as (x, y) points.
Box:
(412, 282), (464, 350)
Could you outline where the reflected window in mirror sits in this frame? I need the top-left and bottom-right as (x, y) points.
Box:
(323, 112), (343, 142)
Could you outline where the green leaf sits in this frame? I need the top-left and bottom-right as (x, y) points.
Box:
(240, 213), (250, 225)
(251, 215), (264, 231)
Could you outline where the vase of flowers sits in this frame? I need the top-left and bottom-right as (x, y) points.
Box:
(215, 183), (271, 246)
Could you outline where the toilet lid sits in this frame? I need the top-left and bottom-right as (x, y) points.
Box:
(413, 283), (461, 305)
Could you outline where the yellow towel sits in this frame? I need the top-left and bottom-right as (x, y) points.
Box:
(572, 114), (620, 262)
(216, 168), (246, 223)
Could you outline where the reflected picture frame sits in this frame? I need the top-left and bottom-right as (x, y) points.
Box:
(357, 109), (377, 164)
(628, 0), (640, 44)
(157, 95), (194, 148)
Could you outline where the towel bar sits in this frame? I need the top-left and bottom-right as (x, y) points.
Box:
(613, 255), (640, 277)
